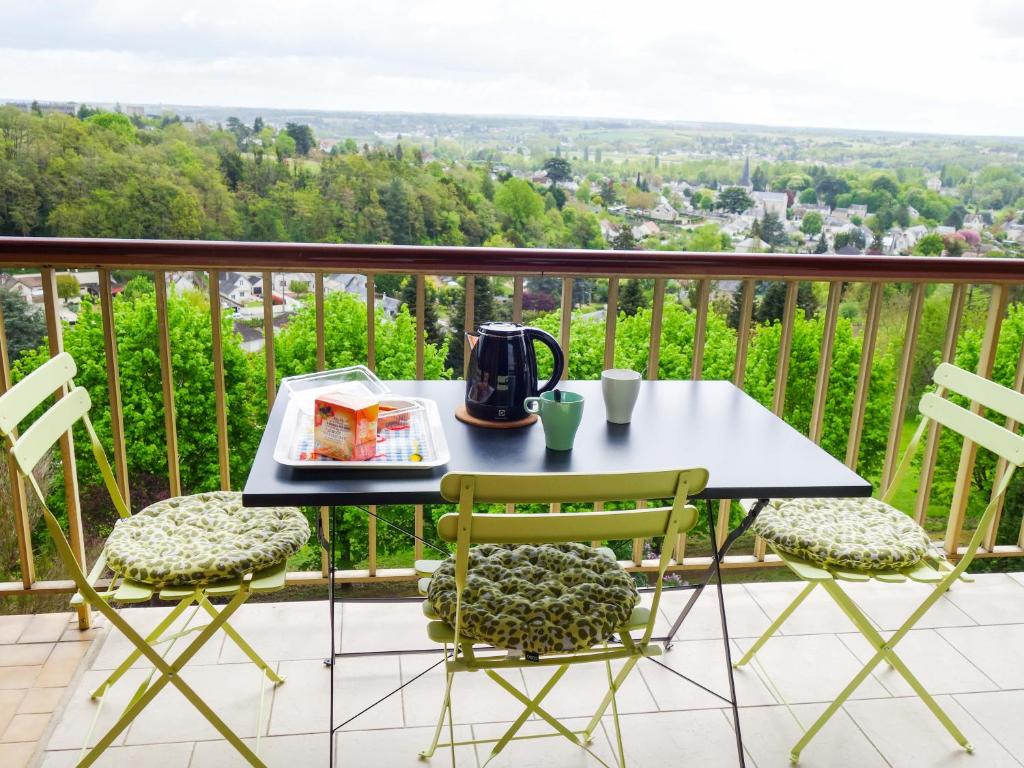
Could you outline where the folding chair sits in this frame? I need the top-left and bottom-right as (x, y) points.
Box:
(0, 352), (308, 768)
(735, 362), (1024, 763)
(415, 468), (707, 767)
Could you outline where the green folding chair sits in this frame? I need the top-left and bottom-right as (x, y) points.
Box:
(414, 468), (707, 767)
(0, 352), (309, 768)
(736, 362), (1024, 763)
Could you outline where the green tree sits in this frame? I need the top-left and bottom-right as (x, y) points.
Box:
(814, 232), (828, 253)
(800, 211), (823, 237)
(834, 228), (866, 251)
(0, 285), (45, 361)
(542, 157), (572, 187)
(612, 226), (636, 251)
(56, 274), (80, 300)
(400, 276), (445, 347)
(751, 166), (767, 192)
(447, 276), (496, 373)
(798, 188), (818, 205)
(716, 186), (754, 214)
(494, 178), (544, 233)
(618, 279), (647, 317)
(759, 213), (787, 249)
(285, 123), (315, 156)
(914, 233), (944, 256)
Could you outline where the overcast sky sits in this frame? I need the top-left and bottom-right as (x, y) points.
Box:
(1, 0), (1022, 137)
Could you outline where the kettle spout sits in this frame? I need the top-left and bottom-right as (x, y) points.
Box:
(465, 331), (479, 350)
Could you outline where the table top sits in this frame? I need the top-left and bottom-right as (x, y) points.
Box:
(242, 379), (871, 506)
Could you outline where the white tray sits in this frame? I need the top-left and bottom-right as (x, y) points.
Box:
(273, 394), (450, 469)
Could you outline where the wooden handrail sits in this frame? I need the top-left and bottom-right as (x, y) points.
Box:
(1, 236), (1022, 283)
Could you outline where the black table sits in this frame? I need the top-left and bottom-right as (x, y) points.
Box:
(243, 379), (870, 767)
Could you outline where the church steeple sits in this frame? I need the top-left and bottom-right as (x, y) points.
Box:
(740, 155), (750, 187)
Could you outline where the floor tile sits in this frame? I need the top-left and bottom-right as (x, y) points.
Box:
(335, 724), (476, 768)
(838, 629), (998, 696)
(17, 687), (64, 714)
(0, 742), (36, 768)
(19, 614), (72, 645)
(737, 702), (888, 767)
(43, 668), (146, 750)
(269, 656), (404, 735)
(89, 606), (224, 671)
(657, 583), (772, 641)
(0, 666), (41, 690)
(938, 624), (1024, 689)
(941, 573), (1024, 625)
(954, 690), (1024, 759)
(471, 717), (614, 767)
(35, 641), (90, 688)
(339, 600), (430, 654)
(0, 690), (24, 737)
(742, 581), (855, 635)
(41, 741), (194, 767)
(639, 638), (776, 710)
(122, 661), (277, 745)
(1007, 571), (1024, 590)
(0, 642), (53, 667)
(840, 579), (978, 631)
(192, 733), (325, 768)
(1, 712), (50, 742)
(732, 633), (889, 704)
(400, 654), (532, 727)
(613, 709), (754, 767)
(519, 657), (658, 719)
(218, 600), (329, 664)
(844, 694), (1019, 767)
(0, 615), (32, 645)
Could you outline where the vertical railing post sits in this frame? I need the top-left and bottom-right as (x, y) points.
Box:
(208, 271), (230, 491)
(153, 271), (181, 498)
(945, 284), (1007, 557)
(512, 276), (524, 324)
(415, 274), (426, 380)
(604, 277), (619, 371)
(463, 275), (475, 379)
(691, 279), (710, 379)
(808, 282), (841, 445)
(560, 277), (573, 379)
(845, 282), (882, 470)
(881, 283), (925, 491)
(97, 267), (129, 504)
(41, 268), (89, 628)
(262, 271), (276, 409)
(0, 300), (35, 587)
(647, 278), (666, 380)
(365, 273), (376, 372)
(315, 273), (326, 372)
(915, 283), (966, 525)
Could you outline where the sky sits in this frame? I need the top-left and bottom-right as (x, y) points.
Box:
(1, 0), (1022, 137)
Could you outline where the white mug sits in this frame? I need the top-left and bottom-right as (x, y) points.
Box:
(601, 369), (641, 424)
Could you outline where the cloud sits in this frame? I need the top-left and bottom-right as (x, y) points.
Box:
(0, 0), (1022, 136)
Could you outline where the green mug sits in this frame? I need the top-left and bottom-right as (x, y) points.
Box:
(524, 391), (584, 451)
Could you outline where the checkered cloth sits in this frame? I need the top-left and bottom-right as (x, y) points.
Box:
(292, 411), (433, 463)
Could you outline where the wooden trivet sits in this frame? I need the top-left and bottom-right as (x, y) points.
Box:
(454, 405), (538, 429)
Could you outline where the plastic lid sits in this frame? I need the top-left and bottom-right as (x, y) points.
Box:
(478, 322), (524, 336)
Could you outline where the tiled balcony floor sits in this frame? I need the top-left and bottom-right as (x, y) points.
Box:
(15, 572), (1024, 767)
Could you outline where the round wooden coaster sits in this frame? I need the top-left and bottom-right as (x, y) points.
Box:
(454, 404), (538, 429)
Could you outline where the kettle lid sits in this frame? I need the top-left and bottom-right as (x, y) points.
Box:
(477, 321), (524, 337)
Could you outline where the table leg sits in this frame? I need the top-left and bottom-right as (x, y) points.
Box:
(321, 507), (336, 767)
(662, 498), (767, 768)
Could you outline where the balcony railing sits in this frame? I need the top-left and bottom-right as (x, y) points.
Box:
(1, 236), (1023, 628)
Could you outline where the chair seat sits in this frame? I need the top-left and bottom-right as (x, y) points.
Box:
(753, 496), (931, 571)
(105, 491), (309, 587)
(426, 542), (638, 654)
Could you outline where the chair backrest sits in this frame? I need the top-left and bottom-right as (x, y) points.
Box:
(0, 352), (130, 592)
(885, 363), (1024, 574)
(436, 468), (707, 648)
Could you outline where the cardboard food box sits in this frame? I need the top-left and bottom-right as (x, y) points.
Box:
(313, 393), (379, 461)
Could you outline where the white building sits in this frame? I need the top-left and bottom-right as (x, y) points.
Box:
(752, 191), (787, 220)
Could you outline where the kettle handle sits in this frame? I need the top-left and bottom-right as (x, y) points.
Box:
(524, 327), (565, 394)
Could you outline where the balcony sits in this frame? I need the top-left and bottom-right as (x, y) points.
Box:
(0, 236), (1022, 766)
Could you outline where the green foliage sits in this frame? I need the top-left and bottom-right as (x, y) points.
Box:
(800, 211), (823, 236)
(618, 279), (646, 316)
(0, 285), (45, 360)
(493, 178), (544, 234)
(542, 157), (572, 185)
(55, 274), (80, 300)
(285, 123), (315, 156)
(716, 186), (754, 214)
(914, 233), (944, 256)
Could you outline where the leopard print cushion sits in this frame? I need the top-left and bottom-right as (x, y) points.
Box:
(427, 542), (638, 655)
(753, 497), (931, 571)
(105, 491), (309, 587)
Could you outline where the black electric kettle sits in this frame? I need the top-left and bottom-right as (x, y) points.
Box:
(465, 322), (565, 422)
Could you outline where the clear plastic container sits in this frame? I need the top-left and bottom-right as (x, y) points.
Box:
(281, 365), (390, 416)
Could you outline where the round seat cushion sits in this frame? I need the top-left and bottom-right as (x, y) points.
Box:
(427, 543), (638, 655)
(105, 491), (309, 587)
(752, 497), (931, 571)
